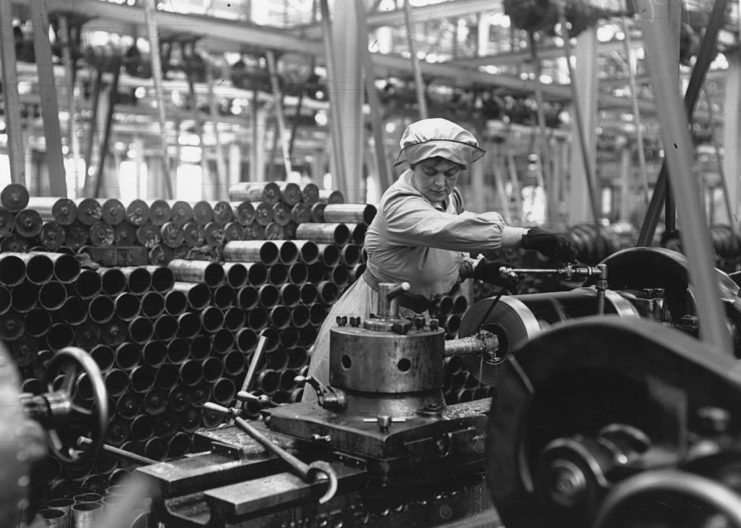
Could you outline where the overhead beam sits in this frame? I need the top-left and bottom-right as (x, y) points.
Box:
(295, 0), (495, 40)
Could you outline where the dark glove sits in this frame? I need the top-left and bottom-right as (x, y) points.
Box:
(521, 227), (578, 262)
(473, 259), (519, 289)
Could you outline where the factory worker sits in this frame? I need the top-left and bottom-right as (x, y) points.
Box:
(303, 118), (576, 402)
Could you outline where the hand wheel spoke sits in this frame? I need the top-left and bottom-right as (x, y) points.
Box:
(70, 403), (92, 423)
(60, 363), (78, 394)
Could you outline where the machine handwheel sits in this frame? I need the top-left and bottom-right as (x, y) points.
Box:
(41, 347), (108, 464)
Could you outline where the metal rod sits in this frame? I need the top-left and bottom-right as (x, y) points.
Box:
(403, 0), (428, 118)
(0, 0), (25, 185)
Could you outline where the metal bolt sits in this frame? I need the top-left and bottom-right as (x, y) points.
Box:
(311, 434), (331, 443)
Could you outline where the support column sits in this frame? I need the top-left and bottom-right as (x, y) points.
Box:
(29, 0), (67, 196)
(327, 0), (364, 202)
(566, 27), (599, 225)
(723, 51), (741, 224)
(229, 143), (242, 188)
(0, 0), (25, 185)
(619, 140), (632, 222)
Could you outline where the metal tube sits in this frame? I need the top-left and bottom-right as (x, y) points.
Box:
(90, 345), (114, 372)
(328, 265), (350, 287)
(72, 502), (101, 528)
(212, 377), (236, 405)
(15, 208), (43, 237)
(129, 414), (154, 441)
(136, 222), (161, 248)
(287, 347), (307, 369)
(115, 342), (141, 370)
(267, 349), (288, 370)
(128, 317), (154, 344)
(268, 264), (288, 285)
(153, 315), (178, 341)
(291, 305), (311, 328)
(39, 281), (67, 311)
(74, 268), (102, 298)
(258, 284), (280, 308)
(193, 200), (215, 225)
(0, 312), (24, 341)
(144, 437), (168, 461)
(147, 199), (172, 226)
(288, 263), (308, 285)
(316, 281), (339, 304)
(256, 369), (280, 395)
(309, 303), (328, 327)
(155, 363), (179, 390)
(75, 322), (102, 350)
(167, 432), (192, 458)
(140, 291), (165, 319)
(130, 365), (156, 394)
(99, 267), (127, 296)
(204, 221), (226, 247)
(299, 283), (317, 305)
(164, 289), (188, 315)
(212, 328), (234, 355)
(224, 221), (244, 242)
(170, 281), (210, 310)
(12, 282), (38, 313)
(244, 262), (268, 286)
(316, 244), (340, 267)
(105, 370), (130, 397)
(89, 295), (115, 324)
(167, 338), (190, 364)
(247, 307), (268, 330)
(222, 262), (248, 288)
(291, 202), (311, 224)
(279, 283), (301, 307)
(231, 201), (256, 226)
(160, 221), (185, 248)
(236, 328), (257, 353)
(295, 223), (350, 245)
(211, 284), (235, 309)
(60, 297), (86, 325)
(223, 306), (245, 332)
(223, 240), (279, 265)
(348, 223), (368, 245)
(268, 305), (292, 329)
(200, 306), (224, 332)
(190, 335), (211, 360)
(323, 203), (377, 224)
(47, 322), (74, 351)
(203, 357), (224, 383)
(182, 220), (205, 248)
(39, 221), (66, 251)
(0, 254), (25, 286)
(176, 312), (200, 339)
(223, 350), (246, 377)
(145, 265), (175, 292)
(75, 198), (103, 226)
(168, 258), (225, 287)
(11, 336), (36, 368)
(238, 285), (259, 310)
(114, 222), (137, 246)
(168, 200), (194, 225)
(7, 252), (52, 285)
(114, 292), (141, 321)
(0, 208), (14, 239)
(144, 388), (167, 416)
(179, 359), (204, 387)
(142, 341), (167, 368)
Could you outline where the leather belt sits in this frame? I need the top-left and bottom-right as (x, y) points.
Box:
(361, 268), (430, 314)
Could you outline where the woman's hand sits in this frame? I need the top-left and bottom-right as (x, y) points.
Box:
(521, 227), (578, 262)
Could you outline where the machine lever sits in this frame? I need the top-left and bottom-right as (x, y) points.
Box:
(203, 402), (339, 504)
(77, 436), (156, 466)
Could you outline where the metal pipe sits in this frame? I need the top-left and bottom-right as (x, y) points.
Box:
(180, 407), (202, 433)
(247, 307), (268, 330)
(211, 201), (234, 227)
(105, 369), (130, 397)
(0, 254), (24, 286)
(75, 198), (103, 226)
(268, 263), (288, 285)
(170, 281), (210, 310)
(295, 223), (350, 245)
(211, 284), (235, 309)
(89, 295), (115, 324)
(224, 350), (246, 376)
(315, 244), (340, 267)
(12, 282), (38, 313)
(11, 336), (36, 368)
(168, 258), (225, 287)
(114, 292), (141, 321)
(182, 220), (205, 248)
(147, 199), (172, 226)
(238, 285), (259, 310)
(299, 283), (318, 305)
(224, 221), (244, 242)
(39, 281), (67, 311)
(200, 306), (224, 333)
(243, 262), (268, 286)
(130, 365), (156, 394)
(90, 345), (115, 372)
(74, 268), (102, 298)
(167, 337), (190, 363)
(231, 201), (256, 226)
(28, 197), (77, 225)
(166, 432), (192, 458)
(168, 200), (194, 225)
(288, 263), (308, 285)
(453, 295), (468, 315)
(100, 267), (127, 296)
(0, 208), (14, 239)
(140, 291), (165, 318)
(309, 303), (328, 326)
(145, 265), (175, 293)
(328, 265), (350, 287)
(252, 201), (274, 226)
(179, 359), (204, 387)
(271, 202), (292, 227)
(75, 321), (103, 350)
(258, 284), (280, 308)
(88, 221), (115, 246)
(203, 357), (224, 383)
(204, 221), (226, 247)
(15, 208), (43, 238)
(267, 349), (288, 370)
(188, 383), (212, 408)
(142, 341), (167, 368)
(291, 305), (311, 328)
(7, 252), (52, 285)
(143, 437), (168, 461)
(223, 240), (279, 265)
(279, 283), (301, 307)
(348, 223), (368, 245)
(442, 314), (461, 335)
(193, 200), (215, 226)
(129, 414), (154, 441)
(128, 317), (154, 344)
(155, 363), (179, 390)
(72, 502), (101, 528)
(153, 315), (178, 341)
(222, 262), (247, 289)
(223, 306), (245, 332)
(176, 312), (200, 339)
(268, 305), (292, 329)
(190, 335), (211, 360)
(291, 202), (311, 224)
(160, 221), (185, 248)
(136, 222), (161, 248)
(115, 342), (141, 370)
(39, 221), (66, 251)
(0, 235), (28, 252)
(287, 347), (308, 369)
(257, 369), (280, 395)
(316, 281), (339, 304)
(47, 322), (75, 350)
(323, 203), (377, 225)
(114, 222), (137, 246)
(212, 328), (234, 355)
(0, 312), (24, 341)
(236, 328), (257, 353)
(164, 289), (188, 315)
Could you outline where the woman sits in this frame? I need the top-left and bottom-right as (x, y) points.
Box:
(303, 118), (575, 401)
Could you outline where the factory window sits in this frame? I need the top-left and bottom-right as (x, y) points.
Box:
(177, 163), (203, 202)
(119, 160), (147, 203)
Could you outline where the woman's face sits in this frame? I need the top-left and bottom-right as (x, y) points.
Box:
(411, 157), (464, 204)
